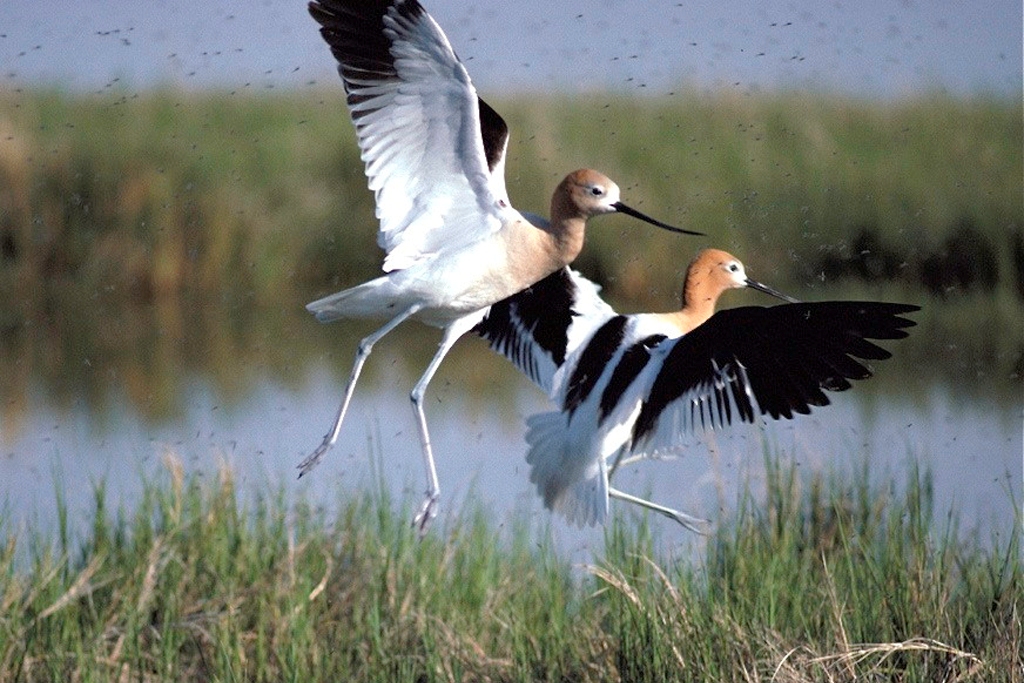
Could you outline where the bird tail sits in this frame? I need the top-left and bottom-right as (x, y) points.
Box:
(306, 276), (398, 323)
(525, 411), (609, 527)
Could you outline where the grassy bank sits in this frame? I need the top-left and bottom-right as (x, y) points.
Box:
(1, 453), (1019, 681)
(0, 89), (1020, 307)
(0, 88), (1020, 417)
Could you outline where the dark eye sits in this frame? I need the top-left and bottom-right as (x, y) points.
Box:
(590, 186), (605, 196)
(728, 263), (739, 272)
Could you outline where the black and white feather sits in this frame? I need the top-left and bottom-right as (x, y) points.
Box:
(632, 301), (920, 451)
(474, 267), (615, 395)
(309, 0), (510, 273)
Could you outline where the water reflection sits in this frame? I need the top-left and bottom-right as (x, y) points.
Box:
(0, 291), (1020, 560)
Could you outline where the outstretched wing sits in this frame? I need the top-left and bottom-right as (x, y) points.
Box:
(632, 301), (920, 448)
(309, 0), (511, 272)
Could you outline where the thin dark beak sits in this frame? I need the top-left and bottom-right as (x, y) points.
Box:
(745, 278), (800, 303)
(612, 201), (703, 236)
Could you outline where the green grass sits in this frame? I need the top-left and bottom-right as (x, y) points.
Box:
(1, 89), (1020, 306)
(1, 451), (1019, 682)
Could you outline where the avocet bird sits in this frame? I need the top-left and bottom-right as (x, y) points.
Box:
(299, 0), (700, 531)
(475, 249), (919, 529)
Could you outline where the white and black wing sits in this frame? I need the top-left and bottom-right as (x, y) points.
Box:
(309, 0), (511, 272)
(632, 301), (920, 449)
(473, 268), (616, 395)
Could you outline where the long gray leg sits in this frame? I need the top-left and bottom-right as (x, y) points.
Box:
(608, 487), (709, 534)
(297, 305), (420, 477)
(408, 313), (483, 534)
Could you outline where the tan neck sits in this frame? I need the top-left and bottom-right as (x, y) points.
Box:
(682, 269), (721, 323)
(655, 265), (720, 335)
(545, 181), (588, 264)
(500, 211), (585, 291)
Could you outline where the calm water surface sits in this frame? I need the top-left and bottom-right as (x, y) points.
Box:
(1, 314), (1019, 561)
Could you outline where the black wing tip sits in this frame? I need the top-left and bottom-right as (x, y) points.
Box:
(393, 0), (427, 22)
(633, 298), (921, 445)
(308, 0), (424, 25)
(777, 299), (921, 337)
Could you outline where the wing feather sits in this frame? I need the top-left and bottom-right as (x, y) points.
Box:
(633, 301), (919, 449)
(309, 0), (511, 272)
(473, 269), (616, 395)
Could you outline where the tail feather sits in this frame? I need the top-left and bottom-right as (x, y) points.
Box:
(525, 411), (609, 527)
(553, 460), (609, 527)
(306, 288), (357, 323)
(306, 277), (401, 323)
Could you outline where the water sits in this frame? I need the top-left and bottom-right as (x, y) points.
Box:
(1, 317), (1019, 562)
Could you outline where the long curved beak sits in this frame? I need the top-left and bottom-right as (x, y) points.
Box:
(612, 201), (703, 236)
(745, 278), (800, 303)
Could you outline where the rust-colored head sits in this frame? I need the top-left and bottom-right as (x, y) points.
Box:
(669, 248), (796, 333)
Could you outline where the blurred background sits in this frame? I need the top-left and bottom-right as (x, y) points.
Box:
(1, 0), (1020, 557)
